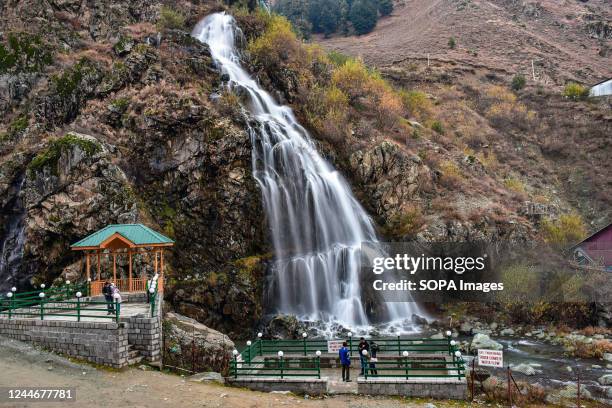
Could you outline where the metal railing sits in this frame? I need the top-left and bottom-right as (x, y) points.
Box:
(240, 336), (455, 358)
(230, 355), (321, 379)
(0, 296), (121, 322)
(0, 282), (122, 322)
(229, 335), (465, 380)
(364, 357), (465, 379)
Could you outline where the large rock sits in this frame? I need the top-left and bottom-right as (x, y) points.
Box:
(163, 312), (235, 374)
(470, 333), (503, 351)
(511, 363), (536, 376)
(599, 374), (612, 386)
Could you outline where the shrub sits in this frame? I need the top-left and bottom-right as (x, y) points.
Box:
(383, 207), (425, 238)
(0, 32), (53, 74)
(400, 90), (432, 121)
(327, 50), (350, 67)
(248, 14), (302, 70)
(378, 0), (393, 16)
(439, 160), (462, 187)
(431, 120), (444, 134)
(511, 74), (526, 91)
(563, 82), (589, 100)
(541, 213), (587, 248)
(157, 5), (185, 30)
(349, 0), (378, 35)
(504, 177), (526, 195)
(448, 37), (456, 49)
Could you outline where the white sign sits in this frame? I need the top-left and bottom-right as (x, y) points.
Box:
(327, 340), (344, 353)
(478, 349), (503, 367)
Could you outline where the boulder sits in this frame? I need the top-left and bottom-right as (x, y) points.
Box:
(187, 371), (224, 384)
(599, 374), (612, 386)
(470, 333), (503, 351)
(163, 312), (235, 374)
(511, 363), (536, 376)
(500, 328), (515, 336)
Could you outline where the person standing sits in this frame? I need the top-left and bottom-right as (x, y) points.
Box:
(358, 337), (370, 375)
(102, 281), (114, 315)
(369, 340), (379, 375)
(339, 342), (351, 382)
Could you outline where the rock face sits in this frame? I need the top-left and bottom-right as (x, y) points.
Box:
(163, 312), (235, 374)
(0, 8), (268, 338)
(1, 132), (138, 290)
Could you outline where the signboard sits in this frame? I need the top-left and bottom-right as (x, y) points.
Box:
(477, 349), (503, 367)
(327, 340), (344, 353)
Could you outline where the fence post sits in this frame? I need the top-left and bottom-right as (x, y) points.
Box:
(577, 366), (580, 407)
(115, 300), (120, 322)
(317, 356), (320, 379)
(471, 358), (475, 401)
(150, 294), (155, 317)
(349, 334), (353, 357)
(397, 336), (401, 356)
(280, 356), (284, 379)
(233, 355), (238, 379)
(40, 297), (45, 320)
(404, 356), (409, 379)
(259, 339), (262, 356)
(303, 336), (307, 357)
(77, 297), (81, 322)
(8, 295), (13, 319)
(507, 366), (512, 407)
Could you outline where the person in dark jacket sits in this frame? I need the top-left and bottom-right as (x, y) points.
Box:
(102, 281), (114, 314)
(358, 337), (370, 375)
(369, 341), (379, 375)
(339, 342), (351, 382)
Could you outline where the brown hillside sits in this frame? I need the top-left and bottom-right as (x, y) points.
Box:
(319, 0), (611, 86)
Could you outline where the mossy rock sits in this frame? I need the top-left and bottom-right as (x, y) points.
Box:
(28, 133), (101, 176)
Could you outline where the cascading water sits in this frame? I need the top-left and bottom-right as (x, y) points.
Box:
(192, 13), (422, 331)
(0, 177), (26, 292)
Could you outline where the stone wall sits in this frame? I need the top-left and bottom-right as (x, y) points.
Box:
(357, 378), (468, 400)
(0, 319), (128, 367)
(120, 293), (163, 362)
(227, 377), (328, 395)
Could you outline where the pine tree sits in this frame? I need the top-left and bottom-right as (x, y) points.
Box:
(378, 0), (393, 16)
(349, 0), (378, 35)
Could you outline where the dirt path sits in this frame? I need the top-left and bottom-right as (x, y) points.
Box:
(0, 337), (471, 408)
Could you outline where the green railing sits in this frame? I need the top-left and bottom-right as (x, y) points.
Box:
(0, 282), (121, 322)
(240, 336), (455, 358)
(364, 355), (465, 380)
(230, 355), (321, 379)
(0, 282), (90, 302)
(229, 334), (464, 379)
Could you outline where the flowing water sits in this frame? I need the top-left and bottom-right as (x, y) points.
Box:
(192, 13), (422, 332)
(0, 177), (26, 292)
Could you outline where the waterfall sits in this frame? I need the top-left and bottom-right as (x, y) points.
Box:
(0, 177), (26, 292)
(192, 13), (421, 331)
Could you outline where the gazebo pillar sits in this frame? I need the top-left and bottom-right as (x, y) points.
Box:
(160, 249), (165, 292)
(86, 253), (91, 281)
(113, 253), (117, 284)
(97, 251), (101, 281)
(128, 250), (133, 292)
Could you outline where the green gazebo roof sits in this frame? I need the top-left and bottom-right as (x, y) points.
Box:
(71, 224), (174, 249)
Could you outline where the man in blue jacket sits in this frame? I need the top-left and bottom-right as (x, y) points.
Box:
(339, 342), (351, 382)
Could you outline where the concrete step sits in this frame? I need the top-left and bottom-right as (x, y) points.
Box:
(128, 355), (144, 365)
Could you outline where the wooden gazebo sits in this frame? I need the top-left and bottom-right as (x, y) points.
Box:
(71, 224), (174, 296)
